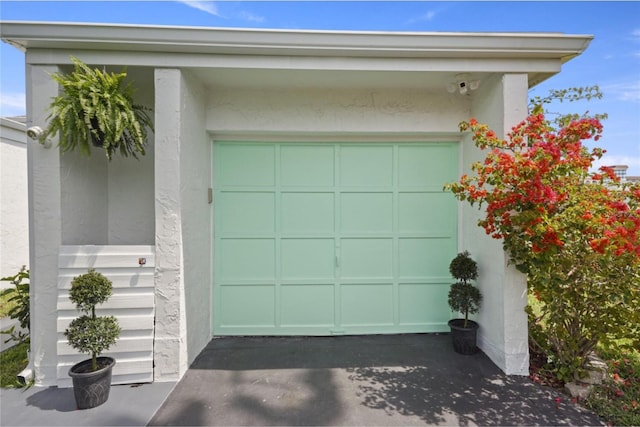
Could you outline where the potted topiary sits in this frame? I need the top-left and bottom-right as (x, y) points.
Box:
(39, 56), (153, 160)
(64, 269), (121, 409)
(447, 251), (482, 355)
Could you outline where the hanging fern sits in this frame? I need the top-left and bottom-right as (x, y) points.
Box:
(41, 56), (153, 160)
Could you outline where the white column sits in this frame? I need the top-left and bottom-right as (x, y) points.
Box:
(26, 64), (62, 385)
(465, 73), (529, 375)
(498, 74), (529, 375)
(153, 68), (189, 382)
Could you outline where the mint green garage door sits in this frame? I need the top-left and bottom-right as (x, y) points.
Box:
(213, 142), (458, 335)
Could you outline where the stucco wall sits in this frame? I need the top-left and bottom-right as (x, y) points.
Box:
(27, 64), (63, 385)
(179, 70), (212, 366)
(61, 150), (108, 244)
(207, 87), (469, 135)
(465, 73), (529, 375)
(154, 68), (188, 382)
(152, 68), (212, 381)
(0, 118), (29, 284)
(108, 68), (155, 245)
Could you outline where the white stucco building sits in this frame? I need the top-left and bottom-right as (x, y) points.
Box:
(1, 21), (592, 387)
(0, 116), (29, 287)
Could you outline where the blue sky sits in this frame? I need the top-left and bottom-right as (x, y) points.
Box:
(1, 1), (639, 174)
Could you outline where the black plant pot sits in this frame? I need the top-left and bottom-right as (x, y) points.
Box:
(448, 319), (479, 355)
(68, 357), (115, 409)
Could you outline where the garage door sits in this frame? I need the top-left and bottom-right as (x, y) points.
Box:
(213, 141), (458, 335)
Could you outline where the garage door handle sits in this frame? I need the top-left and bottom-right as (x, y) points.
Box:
(335, 255), (340, 267)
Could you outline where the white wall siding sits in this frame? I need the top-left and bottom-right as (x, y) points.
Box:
(56, 245), (155, 387)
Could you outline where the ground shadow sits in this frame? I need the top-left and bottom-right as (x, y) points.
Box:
(149, 334), (604, 426)
(347, 363), (601, 426)
(25, 387), (76, 412)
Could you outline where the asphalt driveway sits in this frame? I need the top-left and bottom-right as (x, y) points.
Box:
(148, 334), (604, 426)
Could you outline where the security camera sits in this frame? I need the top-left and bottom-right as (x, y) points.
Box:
(26, 126), (52, 148)
(27, 126), (44, 140)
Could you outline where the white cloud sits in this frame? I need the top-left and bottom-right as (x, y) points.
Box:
(0, 92), (26, 117)
(177, 1), (220, 17)
(419, 11), (437, 21)
(602, 80), (640, 102)
(632, 28), (640, 39)
(407, 10), (437, 24)
(176, 1), (265, 22)
(238, 11), (265, 23)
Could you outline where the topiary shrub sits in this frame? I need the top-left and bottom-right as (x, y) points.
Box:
(448, 251), (482, 328)
(64, 269), (121, 372)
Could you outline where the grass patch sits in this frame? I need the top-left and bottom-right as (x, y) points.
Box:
(0, 341), (29, 388)
(585, 346), (640, 426)
(0, 291), (18, 318)
(527, 291), (640, 426)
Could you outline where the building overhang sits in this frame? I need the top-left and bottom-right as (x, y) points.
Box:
(1, 21), (593, 89)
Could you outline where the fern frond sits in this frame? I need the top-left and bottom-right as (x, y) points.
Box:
(40, 56), (153, 161)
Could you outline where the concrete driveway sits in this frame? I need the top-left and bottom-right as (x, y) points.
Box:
(149, 334), (604, 426)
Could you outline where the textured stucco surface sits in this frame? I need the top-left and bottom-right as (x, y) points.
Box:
(0, 118), (29, 284)
(154, 68), (189, 382)
(207, 87), (468, 135)
(465, 73), (530, 375)
(179, 70), (212, 368)
(27, 64), (63, 385)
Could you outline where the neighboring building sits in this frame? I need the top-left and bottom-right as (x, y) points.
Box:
(0, 116), (28, 288)
(611, 165), (628, 180)
(1, 22), (593, 387)
(610, 165), (640, 183)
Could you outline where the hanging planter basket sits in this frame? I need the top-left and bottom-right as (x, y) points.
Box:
(40, 56), (153, 160)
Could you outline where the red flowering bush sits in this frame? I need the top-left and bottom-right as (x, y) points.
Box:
(446, 104), (640, 380)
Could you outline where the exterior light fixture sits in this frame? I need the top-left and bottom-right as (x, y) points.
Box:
(446, 74), (480, 95)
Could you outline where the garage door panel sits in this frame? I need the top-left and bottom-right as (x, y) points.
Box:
(219, 285), (275, 327)
(341, 238), (393, 279)
(341, 284), (394, 326)
(398, 145), (458, 187)
(280, 284), (335, 326)
(219, 239), (275, 280)
(398, 238), (456, 279)
(219, 192), (275, 233)
(281, 193), (335, 233)
(214, 141), (458, 335)
(340, 146), (393, 187)
(398, 192), (457, 234)
(216, 144), (275, 186)
(341, 193), (393, 233)
(281, 145), (335, 187)
(281, 239), (335, 279)
(398, 283), (452, 325)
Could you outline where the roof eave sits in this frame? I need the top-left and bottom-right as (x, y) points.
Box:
(1, 21), (593, 60)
